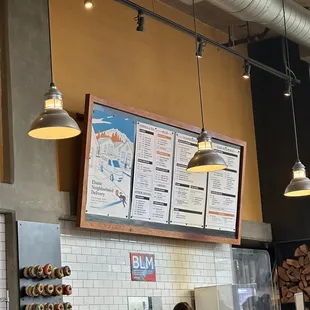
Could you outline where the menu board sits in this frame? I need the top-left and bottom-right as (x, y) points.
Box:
(170, 133), (207, 228)
(78, 95), (246, 245)
(131, 122), (174, 223)
(205, 141), (241, 232)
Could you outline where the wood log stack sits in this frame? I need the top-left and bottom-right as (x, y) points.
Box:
(279, 244), (310, 303)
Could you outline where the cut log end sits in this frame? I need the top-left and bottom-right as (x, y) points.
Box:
(281, 297), (289, 303)
(281, 286), (289, 297)
(287, 259), (300, 268)
(279, 266), (290, 282)
(300, 244), (308, 255)
(299, 256), (305, 267)
(302, 266), (310, 275)
(303, 286), (310, 295)
(295, 247), (306, 257)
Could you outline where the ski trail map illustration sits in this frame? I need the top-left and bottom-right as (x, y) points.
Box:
(86, 104), (135, 219)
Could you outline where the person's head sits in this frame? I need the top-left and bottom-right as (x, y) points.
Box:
(173, 302), (193, 310)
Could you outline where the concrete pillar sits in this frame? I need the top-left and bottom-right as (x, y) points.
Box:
(0, 0), (69, 222)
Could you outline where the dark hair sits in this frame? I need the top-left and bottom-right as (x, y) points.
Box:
(173, 302), (192, 310)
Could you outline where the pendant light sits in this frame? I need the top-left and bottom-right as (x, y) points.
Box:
(282, 0), (310, 197)
(187, 0), (227, 173)
(28, 0), (81, 140)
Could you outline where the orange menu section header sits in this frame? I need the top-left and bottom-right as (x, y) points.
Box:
(157, 151), (171, 157)
(158, 133), (171, 140)
(209, 211), (234, 218)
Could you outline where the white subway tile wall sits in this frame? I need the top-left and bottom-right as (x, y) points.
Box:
(0, 215), (6, 309)
(61, 220), (233, 310)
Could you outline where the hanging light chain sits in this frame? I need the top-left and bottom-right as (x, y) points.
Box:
(192, 0), (205, 131)
(282, 0), (300, 161)
(47, 0), (54, 84)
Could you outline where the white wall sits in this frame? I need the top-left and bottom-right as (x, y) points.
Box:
(60, 220), (233, 310)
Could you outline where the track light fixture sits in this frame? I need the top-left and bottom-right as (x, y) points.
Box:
(84, 0), (94, 9)
(284, 79), (292, 97)
(187, 0), (227, 173)
(135, 11), (144, 32)
(242, 61), (251, 79)
(196, 39), (206, 58)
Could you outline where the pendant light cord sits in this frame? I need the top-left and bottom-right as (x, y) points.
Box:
(192, 0), (205, 131)
(47, 0), (54, 84)
(282, 0), (300, 161)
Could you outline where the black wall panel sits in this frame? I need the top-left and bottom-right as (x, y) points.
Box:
(249, 37), (310, 242)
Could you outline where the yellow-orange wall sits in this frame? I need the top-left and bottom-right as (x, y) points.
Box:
(51, 0), (262, 222)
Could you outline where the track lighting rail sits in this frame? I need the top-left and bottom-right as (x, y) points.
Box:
(114, 0), (300, 84)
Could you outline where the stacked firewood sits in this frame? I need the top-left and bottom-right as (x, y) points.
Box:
(279, 244), (310, 303)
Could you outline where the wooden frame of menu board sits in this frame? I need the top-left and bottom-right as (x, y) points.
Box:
(77, 94), (247, 245)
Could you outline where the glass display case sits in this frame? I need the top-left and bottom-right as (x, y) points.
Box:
(195, 248), (274, 310)
(232, 248), (273, 310)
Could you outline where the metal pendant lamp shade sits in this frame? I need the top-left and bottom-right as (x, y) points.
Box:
(284, 161), (310, 197)
(187, 130), (227, 172)
(28, 83), (81, 140)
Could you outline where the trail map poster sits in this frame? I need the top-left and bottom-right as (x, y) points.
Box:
(86, 103), (135, 218)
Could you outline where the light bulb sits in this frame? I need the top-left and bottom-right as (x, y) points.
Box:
(284, 80), (291, 97)
(84, 0), (94, 9)
(45, 98), (63, 110)
(242, 62), (251, 79)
